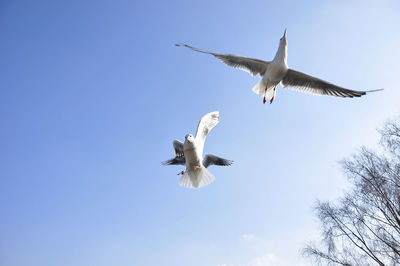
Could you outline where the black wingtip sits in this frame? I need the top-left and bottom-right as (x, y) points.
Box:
(161, 160), (170, 165)
(222, 160), (234, 166)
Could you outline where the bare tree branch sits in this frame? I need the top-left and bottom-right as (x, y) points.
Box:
(304, 116), (400, 265)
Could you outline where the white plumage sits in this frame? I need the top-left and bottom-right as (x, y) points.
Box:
(177, 29), (382, 104)
(163, 111), (232, 189)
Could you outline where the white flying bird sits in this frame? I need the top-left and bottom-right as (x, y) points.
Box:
(163, 111), (232, 188)
(176, 29), (382, 104)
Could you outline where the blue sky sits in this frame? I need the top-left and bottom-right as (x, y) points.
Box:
(1, 0), (400, 265)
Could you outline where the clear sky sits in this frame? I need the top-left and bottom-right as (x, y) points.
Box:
(1, 0), (400, 265)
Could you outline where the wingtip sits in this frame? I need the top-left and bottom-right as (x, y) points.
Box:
(221, 159), (233, 167)
(161, 160), (171, 165)
(212, 111), (220, 121)
(366, 88), (384, 93)
(205, 110), (220, 119)
(175, 43), (187, 48)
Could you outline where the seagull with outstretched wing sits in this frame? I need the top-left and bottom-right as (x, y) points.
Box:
(163, 111), (232, 188)
(176, 29), (382, 104)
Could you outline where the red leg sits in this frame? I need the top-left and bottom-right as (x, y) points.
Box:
(177, 169), (188, 175)
(270, 87), (276, 104)
(263, 87), (269, 104)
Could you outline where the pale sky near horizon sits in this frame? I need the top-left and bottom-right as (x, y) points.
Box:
(1, 1), (400, 265)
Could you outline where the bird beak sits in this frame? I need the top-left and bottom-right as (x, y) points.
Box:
(283, 28), (287, 38)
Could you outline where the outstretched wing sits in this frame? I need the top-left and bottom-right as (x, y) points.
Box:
(172, 140), (184, 158)
(195, 111), (220, 156)
(203, 154), (233, 168)
(162, 140), (185, 165)
(281, 69), (368, 98)
(176, 44), (269, 76)
(162, 157), (185, 165)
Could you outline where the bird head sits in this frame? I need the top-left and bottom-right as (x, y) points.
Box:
(279, 29), (287, 46)
(185, 134), (195, 143)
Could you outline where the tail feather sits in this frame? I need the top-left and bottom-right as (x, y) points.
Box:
(178, 167), (215, 188)
(251, 81), (265, 96)
(251, 81), (274, 99)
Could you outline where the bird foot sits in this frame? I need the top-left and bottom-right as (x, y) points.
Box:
(270, 96), (274, 104)
(177, 166), (200, 175)
(177, 169), (188, 175)
(263, 96), (266, 104)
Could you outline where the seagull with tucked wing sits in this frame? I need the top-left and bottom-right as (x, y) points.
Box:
(163, 111), (232, 188)
(176, 29), (382, 104)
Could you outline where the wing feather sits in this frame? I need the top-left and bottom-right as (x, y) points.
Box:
(176, 44), (269, 76)
(203, 154), (233, 168)
(195, 111), (220, 156)
(173, 140), (184, 158)
(281, 69), (367, 98)
(162, 140), (185, 165)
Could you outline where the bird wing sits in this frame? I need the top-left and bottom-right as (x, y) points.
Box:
(173, 140), (184, 157)
(203, 154), (233, 168)
(176, 44), (270, 76)
(162, 140), (185, 165)
(162, 157), (185, 165)
(281, 69), (367, 98)
(195, 111), (220, 156)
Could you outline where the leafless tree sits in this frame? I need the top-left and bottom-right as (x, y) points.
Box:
(303, 117), (400, 266)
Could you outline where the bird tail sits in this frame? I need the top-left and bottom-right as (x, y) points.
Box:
(178, 166), (215, 188)
(251, 81), (265, 96)
(251, 81), (274, 99)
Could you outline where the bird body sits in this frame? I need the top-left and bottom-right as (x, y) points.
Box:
(183, 134), (201, 170)
(163, 111), (232, 188)
(263, 61), (288, 89)
(176, 29), (382, 103)
(252, 43), (288, 102)
(255, 57), (288, 101)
